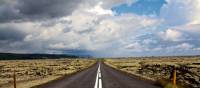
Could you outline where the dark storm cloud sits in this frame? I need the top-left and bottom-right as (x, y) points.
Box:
(0, 27), (26, 41)
(0, 0), (81, 22)
(63, 49), (94, 57)
(0, 26), (27, 52)
(0, 5), (22, 22)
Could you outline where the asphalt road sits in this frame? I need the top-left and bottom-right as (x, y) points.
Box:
(37, 62), (161, 88)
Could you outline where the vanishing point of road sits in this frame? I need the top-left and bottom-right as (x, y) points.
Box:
(36, 62), (161, 88)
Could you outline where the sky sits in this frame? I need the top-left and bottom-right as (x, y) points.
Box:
(0, 0), (200, 57)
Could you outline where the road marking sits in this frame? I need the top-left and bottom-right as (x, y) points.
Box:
(94, 63), (102, 88)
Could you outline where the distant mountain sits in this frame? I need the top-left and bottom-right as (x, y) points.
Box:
(0, 53), (85, 60)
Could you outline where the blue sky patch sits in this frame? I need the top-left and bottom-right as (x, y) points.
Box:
(112, 0), (166, 16)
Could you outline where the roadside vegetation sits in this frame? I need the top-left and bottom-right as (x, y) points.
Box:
(0, 59), (96, 88)
(104, 56), (200, 88)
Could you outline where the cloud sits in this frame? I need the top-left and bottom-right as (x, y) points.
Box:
(175, 24), (200, 37)
(100, 0), (136, 8)
(175, 43), (194, 50)
(146, 0), (200, 56)
(0, 0), (136, 22)
(159, 29), (183, 41)
(0, 0), (200, 57)
(0, 1), (160, 57)
(0, 25), (26, 41)
(0, 0), (82, 22)
(124, 42), (149, 52)
(85, 2), (114, 15)
(160, 0), (200, 26)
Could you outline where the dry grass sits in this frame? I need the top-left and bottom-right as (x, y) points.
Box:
(0, 58), (96, 88)
(104, 56), (200, 88)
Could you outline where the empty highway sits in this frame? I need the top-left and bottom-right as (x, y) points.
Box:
(36, 62), (161, 88)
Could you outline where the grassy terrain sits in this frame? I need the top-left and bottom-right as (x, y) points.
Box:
(104, 56), (200, 88)
(0, 59), (96, 88)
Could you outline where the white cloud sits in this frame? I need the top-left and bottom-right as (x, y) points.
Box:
(160, 0), (200, 26)
(175, 43), (194, 49)
(165, 43), (194, 53)
(124, 42), (149, 52)
(159, 29), (182, 41)
(2, 0), (200, 57)
(158, 23), (200, 45)
(0, 0), (160, 56)
(99, 0), (136, 9)
(85, 2), (114, 15)
(175, 24), (200, 35)
(193, 47), (200, 51)
(158, 0), (200, 55)
(49, 42), (79, 50)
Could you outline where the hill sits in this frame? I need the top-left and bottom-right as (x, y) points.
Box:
(0, 53), (81, 60)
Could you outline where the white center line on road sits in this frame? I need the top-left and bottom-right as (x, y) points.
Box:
(94, 63), (102, 88)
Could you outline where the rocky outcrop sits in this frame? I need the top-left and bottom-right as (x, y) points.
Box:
(138, 64), (200, 88)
